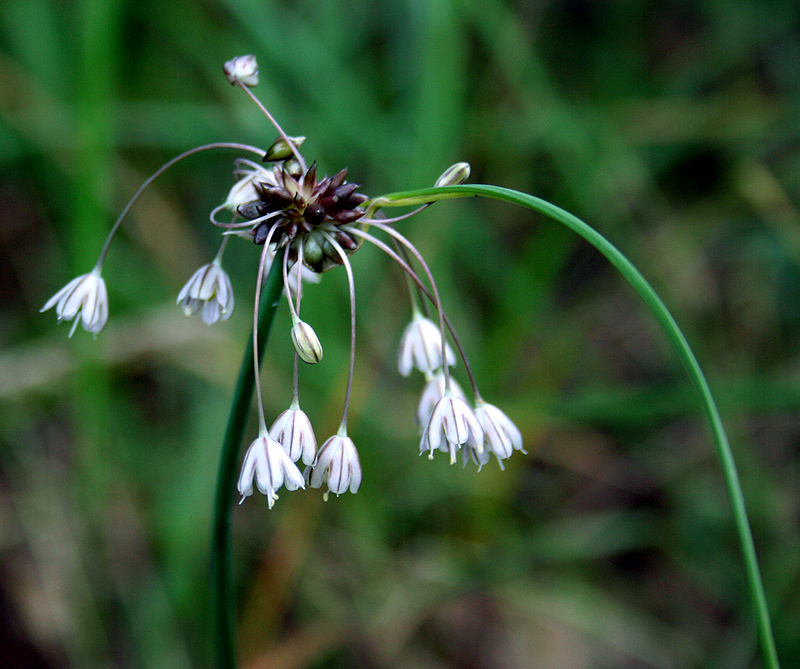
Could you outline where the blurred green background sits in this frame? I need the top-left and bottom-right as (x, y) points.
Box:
(1, 0), (799, 667)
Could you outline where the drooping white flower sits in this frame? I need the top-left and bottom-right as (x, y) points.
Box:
(474, 400), (525, 469)
(398, 313), (455, 377)
(41, 268), (108, 337)
(269, 405), (317, 466)
(421, 392), (484, 464)
(177, 260), (234, 324)
(237, 431), (305, 508)
(417, 371), (468, 429)
(309, 433), (362, 497)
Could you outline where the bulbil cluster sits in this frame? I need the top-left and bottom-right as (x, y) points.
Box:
(237, 160), (368, 273)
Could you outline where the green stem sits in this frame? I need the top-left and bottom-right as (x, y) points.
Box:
(211, 246), (285, 669)
(374, 184), (779, 669)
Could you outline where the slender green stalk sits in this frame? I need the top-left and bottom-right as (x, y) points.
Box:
(211, 247), (285, 669)
(373, 184), (779, 669)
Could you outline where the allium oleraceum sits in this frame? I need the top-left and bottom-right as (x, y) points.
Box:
(41, 267), (108, 337)
(40, 55), (523, 507)
(176, 253), (235, 325)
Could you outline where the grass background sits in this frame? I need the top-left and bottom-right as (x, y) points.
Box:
(1, 0), (799, 667)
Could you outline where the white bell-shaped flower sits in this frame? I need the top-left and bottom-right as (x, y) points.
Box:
(269, 404), (317, 466)
(421, 391), (484, 464)
(398, 313), (455, 377)
(237, 431), (305, 508)
(177, 260), (234, 324)
(417, 371), (468, 429)
(474, 400), (524, 468)
(308, 433), (362, 496)
(41, 268), (109, 337)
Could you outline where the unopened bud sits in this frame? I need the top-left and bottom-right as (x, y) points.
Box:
(264, 136), (306, 162)
(303, 236), (324, 267)
(283, 158), (303, 178)
(291, 321), (323, 364)
(434, 162), (471, 188)
(223, 55), (259, 87)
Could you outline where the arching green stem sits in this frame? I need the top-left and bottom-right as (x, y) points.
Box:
(372, 184), (779, 669)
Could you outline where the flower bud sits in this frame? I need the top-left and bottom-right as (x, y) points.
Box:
(223, 55), (259, 87)
(291, 320), (323, 364)
(434, 162), (471, 188)
(264, 136), (306, 162)
(283, 158), (303, 178)
(302, 236), (325, 267)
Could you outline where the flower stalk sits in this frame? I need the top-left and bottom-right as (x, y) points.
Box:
(371, 183), (780, 669)
(211, 246), (285, 669)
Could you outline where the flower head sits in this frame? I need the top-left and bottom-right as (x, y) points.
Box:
(237, 431), (305, 508)
(177, 260), (234, 324)
(269, 405), (317, 466)
(474, 401), (525, 468)
(421, 392), (484, 464)
(236, 162), (368, 272)
(398, 313), (455, 377)
(41, 268), (108, 337)
(40, 53), (522, 505)
(308, 433), (362, 497)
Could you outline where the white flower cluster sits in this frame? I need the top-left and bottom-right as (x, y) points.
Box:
(236, 406), (362, 506)
(398, 313), (524, 470)
(41, 54), (523, 511)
